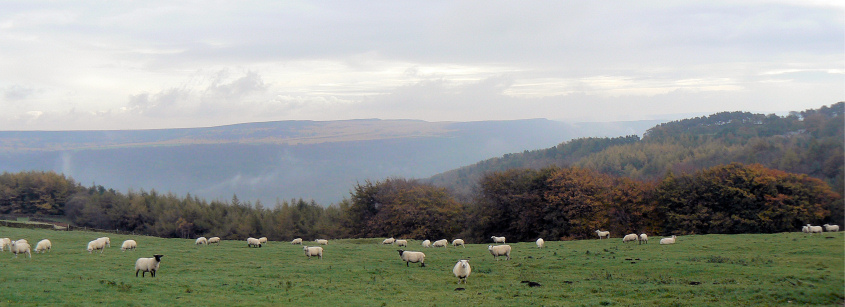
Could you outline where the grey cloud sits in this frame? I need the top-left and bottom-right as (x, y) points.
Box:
(3, 85), (37, 101)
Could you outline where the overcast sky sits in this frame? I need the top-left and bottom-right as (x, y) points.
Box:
(1, 1), (842, 131)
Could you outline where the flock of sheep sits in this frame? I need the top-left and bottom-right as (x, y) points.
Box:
(2, 222), (838, 283)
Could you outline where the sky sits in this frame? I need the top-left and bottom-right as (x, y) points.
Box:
(1, 1), (842, 131)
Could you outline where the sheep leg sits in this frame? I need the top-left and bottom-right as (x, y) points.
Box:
(420, 262), (425, 267)
(151, 270), (156, 277)
(406, 261), (409, 267)
(136, 269), (140, 277)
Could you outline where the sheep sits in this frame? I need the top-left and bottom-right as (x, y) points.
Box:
(595, 230), (610, 239)
(421, 240), (431, 248)
(659, 235), (677, 245)
(490, 236), (506, 244)
(823, 224), (839, 232)
(623, 233), (638, 243)
(259, 237), (268, 245)
(432, 239), (448, 248)
(1, 238), (12, 251)
(135, 254), (164, 277)
(396, 249), (425, 267)
(35, 239), (52, 253)
(208, 237), (221, 245)
(316, 239), (328, 245)
(291, 238), (303, 245)
(382, 237), (396, 245)
(87, 238), (107, 254)
(488, 244), (511, 261)
(10, 240), (31, 258)
(396, 239), (408, 247)
(452, 239), (465, 248)
(807, 224), (823, 234)
(247, 237), (262, 248)
(303, 246), (323, 259)
(536, 238), (545, 248)
(638, 233), (648, 244)
(195, 237), (208, 246)
(97, 237), (110, 248)
(802, 225), (809, 233)
(121, 240), (137, 252)
(453, 260), (471, 284)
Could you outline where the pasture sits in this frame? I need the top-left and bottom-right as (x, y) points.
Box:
(1, 226), (842, 306)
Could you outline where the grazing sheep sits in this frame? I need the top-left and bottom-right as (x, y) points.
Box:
(536, 238), (545, 248)
(421, 240), (431, 248)
(121, 240), (137, 252)
(452, 239), (465, 248)
(453, 260), (471, 284)
(303, 246), (323, 259)
(87, 238), (107, 254)
(382, 237), (396, 245)
(490, 236), (506, 244)
(316, 239), (328, 245)
(135, 254), (164, 277)
(623, 233), (638, 243)
(432, 239), (448, 248)
(659, 235), (677, 245)
(11, 241), (31, 258)
(291, 238), (303, 245)
(0, 238), (10, 251)
(807, 224), (823, 234)
(195, 237), (208, 246)
(396, 249), (426, 267)
(595, 230), (610, 239)
(802, 225), (809, 233)
(396, 239), (408, 247)
(208, 237), (221, 245)
(35, 239), (52, 253)
(638, 233), (648, 244)
(823, 224), (839, 232)
(97, 237), (110, 248)
(488, 244), (512, 261)
(259, 237), (268, 245)
(247, 237), (262, 248)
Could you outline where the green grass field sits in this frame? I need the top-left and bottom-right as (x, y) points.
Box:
(1, 226), (842, 306)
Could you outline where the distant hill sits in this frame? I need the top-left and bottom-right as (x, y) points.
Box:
(427, 102), (844, 201)
(0, 118), (661, 205)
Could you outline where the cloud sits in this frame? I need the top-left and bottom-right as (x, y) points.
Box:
(3, 85), (37, 101)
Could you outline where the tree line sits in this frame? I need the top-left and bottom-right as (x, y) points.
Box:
(1, 162), (840, 243)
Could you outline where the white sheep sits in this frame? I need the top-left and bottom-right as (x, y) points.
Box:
(638, 233), (648, 244)
(0, 238), (10, 251)
(623, 233), (638, 243)
(259, 237), (268, 244)
(291, 238), (303, 245)
(432, 239), (448, 248)
(488, 244), (511, 261)
(97, 237), (110, 248)
(659, 235), (677, 245)
(11, 240), (31, 258)
(316, 239), (328, 245)
(823, 224), (839, 232)
(208, 237), (221, 245)
(421, 240), (431, 248)
(87, 238), (107, 254)
(195, 237), (208, 245)
(303, 246), (323, 259)
(802, 225), (809, 233)
(595, 230), (610, 239)
(536, 238), (545, 248)
(247, 237), (262, 248)
(452, 239), (465, 248)
(396, 239), (408, 247)
(382, 237), (396, 245)
(807, 224), (823, 234)
(490, 236), (506, 244)
(396, 249), (425, 267)
(135, 254), (164, 277)
(121, 240), (137, 252)
(35, 239), (52, 253)
(453, 260), (471, 284)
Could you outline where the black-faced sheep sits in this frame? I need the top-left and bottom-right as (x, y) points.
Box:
(135, 254), (164, 277)
(397, 249), (425, 267)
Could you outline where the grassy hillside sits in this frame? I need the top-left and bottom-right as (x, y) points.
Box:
(1, 227), (842, 306)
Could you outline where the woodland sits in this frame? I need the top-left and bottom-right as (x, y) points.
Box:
(0, 103), (842, 242)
